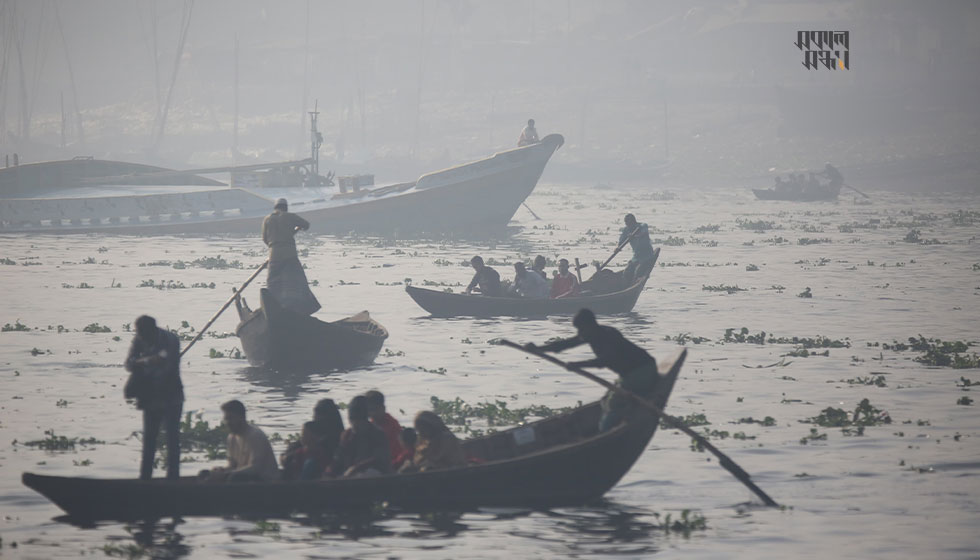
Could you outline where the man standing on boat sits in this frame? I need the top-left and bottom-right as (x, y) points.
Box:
(262, 198), (321, 315)
(620, 213), (657, 283)
(518, 119), (540, 147)
(526, 309), (659, 432)
(125, 315), (183, 481)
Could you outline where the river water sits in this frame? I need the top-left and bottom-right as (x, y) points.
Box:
(1, 184), (978, 559)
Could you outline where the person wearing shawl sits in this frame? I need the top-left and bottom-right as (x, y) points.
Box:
(402, 411), (466, 472)
(262, 198), (321, 315)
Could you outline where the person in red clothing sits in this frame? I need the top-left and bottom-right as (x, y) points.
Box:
(550, 258), (580, 299)
(365, 390), (405, 459)
(392, 427), (417, 470)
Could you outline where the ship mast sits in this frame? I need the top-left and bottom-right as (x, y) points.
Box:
(308, 101), (322, 177)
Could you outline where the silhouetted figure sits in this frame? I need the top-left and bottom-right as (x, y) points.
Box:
(620, 214), (657, 283)
(518, 119), (540, 147)
(465, 256), (502, 297)
(528, 309), (659, 432)
(262, 198), (321, 315)
(125, 315), (183, 480)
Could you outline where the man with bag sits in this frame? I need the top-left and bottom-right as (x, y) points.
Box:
(125, 315), (184, 480)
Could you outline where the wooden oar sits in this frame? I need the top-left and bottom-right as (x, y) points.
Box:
(180, 259), (269, 358)
(590, 225), (640, 279)
(843, 183), (870, 199)
(500, 339), (780, 507)
(522, 202), (541, 220)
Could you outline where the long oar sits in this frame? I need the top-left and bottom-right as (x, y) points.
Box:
(590, 225), (640, 279)
(522, 202), (541, 220)
(843, 183), (870, 199)
(499, 339), (779, 507)
(180, 259), (269, 358)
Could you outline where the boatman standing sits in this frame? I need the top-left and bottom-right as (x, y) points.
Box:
(262, 198), (321, 315)
(620, 213), (657, 283)
(125, 315), (184, 480)
(526, 309), (659, 432)
(518, 119), (540, 147)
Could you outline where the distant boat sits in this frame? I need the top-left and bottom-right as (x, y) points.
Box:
(753, 177), (842, 201)
(21, 350), (686, 521)
(235, 288), (387, 372)
(0, 134), (564, 235)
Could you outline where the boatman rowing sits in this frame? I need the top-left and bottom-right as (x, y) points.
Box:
(262, 198), (321, 315)
(620, 213), (656, 284)
(525, 309), (659, 432)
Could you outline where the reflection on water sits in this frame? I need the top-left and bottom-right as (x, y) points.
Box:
(238, 366), (351, 399)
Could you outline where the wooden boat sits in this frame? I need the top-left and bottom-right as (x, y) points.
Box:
(404, 248), (659, 318)
(0, 135), (564, 235)
(22, 351), (686, 520)
(753, 181), (842, 201)
(234, 288), (388, 371)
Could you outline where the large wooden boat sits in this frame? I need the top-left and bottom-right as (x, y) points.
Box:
(405, 273), (651, 318)
(22, 350), (686, 520)
(0, 135), (564, 235)
(234, 288), (388, 371)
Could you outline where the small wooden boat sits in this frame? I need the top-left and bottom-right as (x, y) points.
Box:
(753, 182), (842, 201)
(234, 288), (388, 371)
(22, 351), (685, 520)
(405, 267), (653, 318)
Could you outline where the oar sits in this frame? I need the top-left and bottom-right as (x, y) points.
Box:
(499, 339), (780, 507)
(574, 257), (584, 284)
(590, 225), (640, 279)
(843, 183), (870, 199)
(522, 202), (541, 220)
(180, 259), (269, 358)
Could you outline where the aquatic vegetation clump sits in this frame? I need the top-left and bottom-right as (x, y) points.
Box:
(430, 396), (573, 433)
(805, 399), (891, 428)
(664, 333), (710, 345)
(702, 284), (746, 294)
(2, 320), (30, 332)
(82, 323), (112, 333)
(15, 429), (105, 451)
(875, 336), (979, 368)
(736, 218), (776, 232)
(152, 412), (229, 462)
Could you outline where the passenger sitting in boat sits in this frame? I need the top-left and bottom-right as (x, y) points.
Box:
(550, 259), (580, 299)
(528, 309), (659, 433)
(281, 421), (332, 480)
(392, 427), (417, 470)
(621, 213), (657, 284)
(280, 398), (345, 474)
(401, 411), (466, 472)
(531, 255), (549, 281)
(518, 119), (540, 147)
(820, 162), (844, 187)
(206, 400), (279, 482)
(263, 198), (321, 316)
(512, 262), (549, 299)
(465, 256), (502, 297)
(331, 395), (392, 477)
(365, 390), (405, 460)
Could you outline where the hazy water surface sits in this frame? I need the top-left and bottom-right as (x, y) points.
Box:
(1, 184), (978, 559)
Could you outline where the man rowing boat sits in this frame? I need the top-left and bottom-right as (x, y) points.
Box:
(262, 198), (320, 315)
(620, 213), (656, 284)
(526, 309), (659, 432)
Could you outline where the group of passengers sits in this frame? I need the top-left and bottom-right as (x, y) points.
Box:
(465, 254), (581, 300)
(198, 390), (467, 482)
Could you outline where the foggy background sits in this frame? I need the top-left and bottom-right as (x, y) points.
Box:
(2, 0), (978, 189)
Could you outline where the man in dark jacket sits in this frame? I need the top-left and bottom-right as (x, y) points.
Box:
(125, 315), (184, 480)
(527, 309), (659, 432)
(464, 255), (502, 297)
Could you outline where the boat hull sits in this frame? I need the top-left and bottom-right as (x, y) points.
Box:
(406, 274), (649, 318)
(22, 351), (685, 520)
(0, 135), (563, 235)
(753, 183), (842, 201)
(235, 288), (388, 372)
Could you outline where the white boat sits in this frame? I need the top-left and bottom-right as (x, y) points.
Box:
(0, 135), (563, 236)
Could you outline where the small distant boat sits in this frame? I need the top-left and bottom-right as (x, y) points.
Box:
(405, 274), (650, 318)
(753, 179), (842, 201)
(234, 288), (388, 371)
(21, 350), (686, 520)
